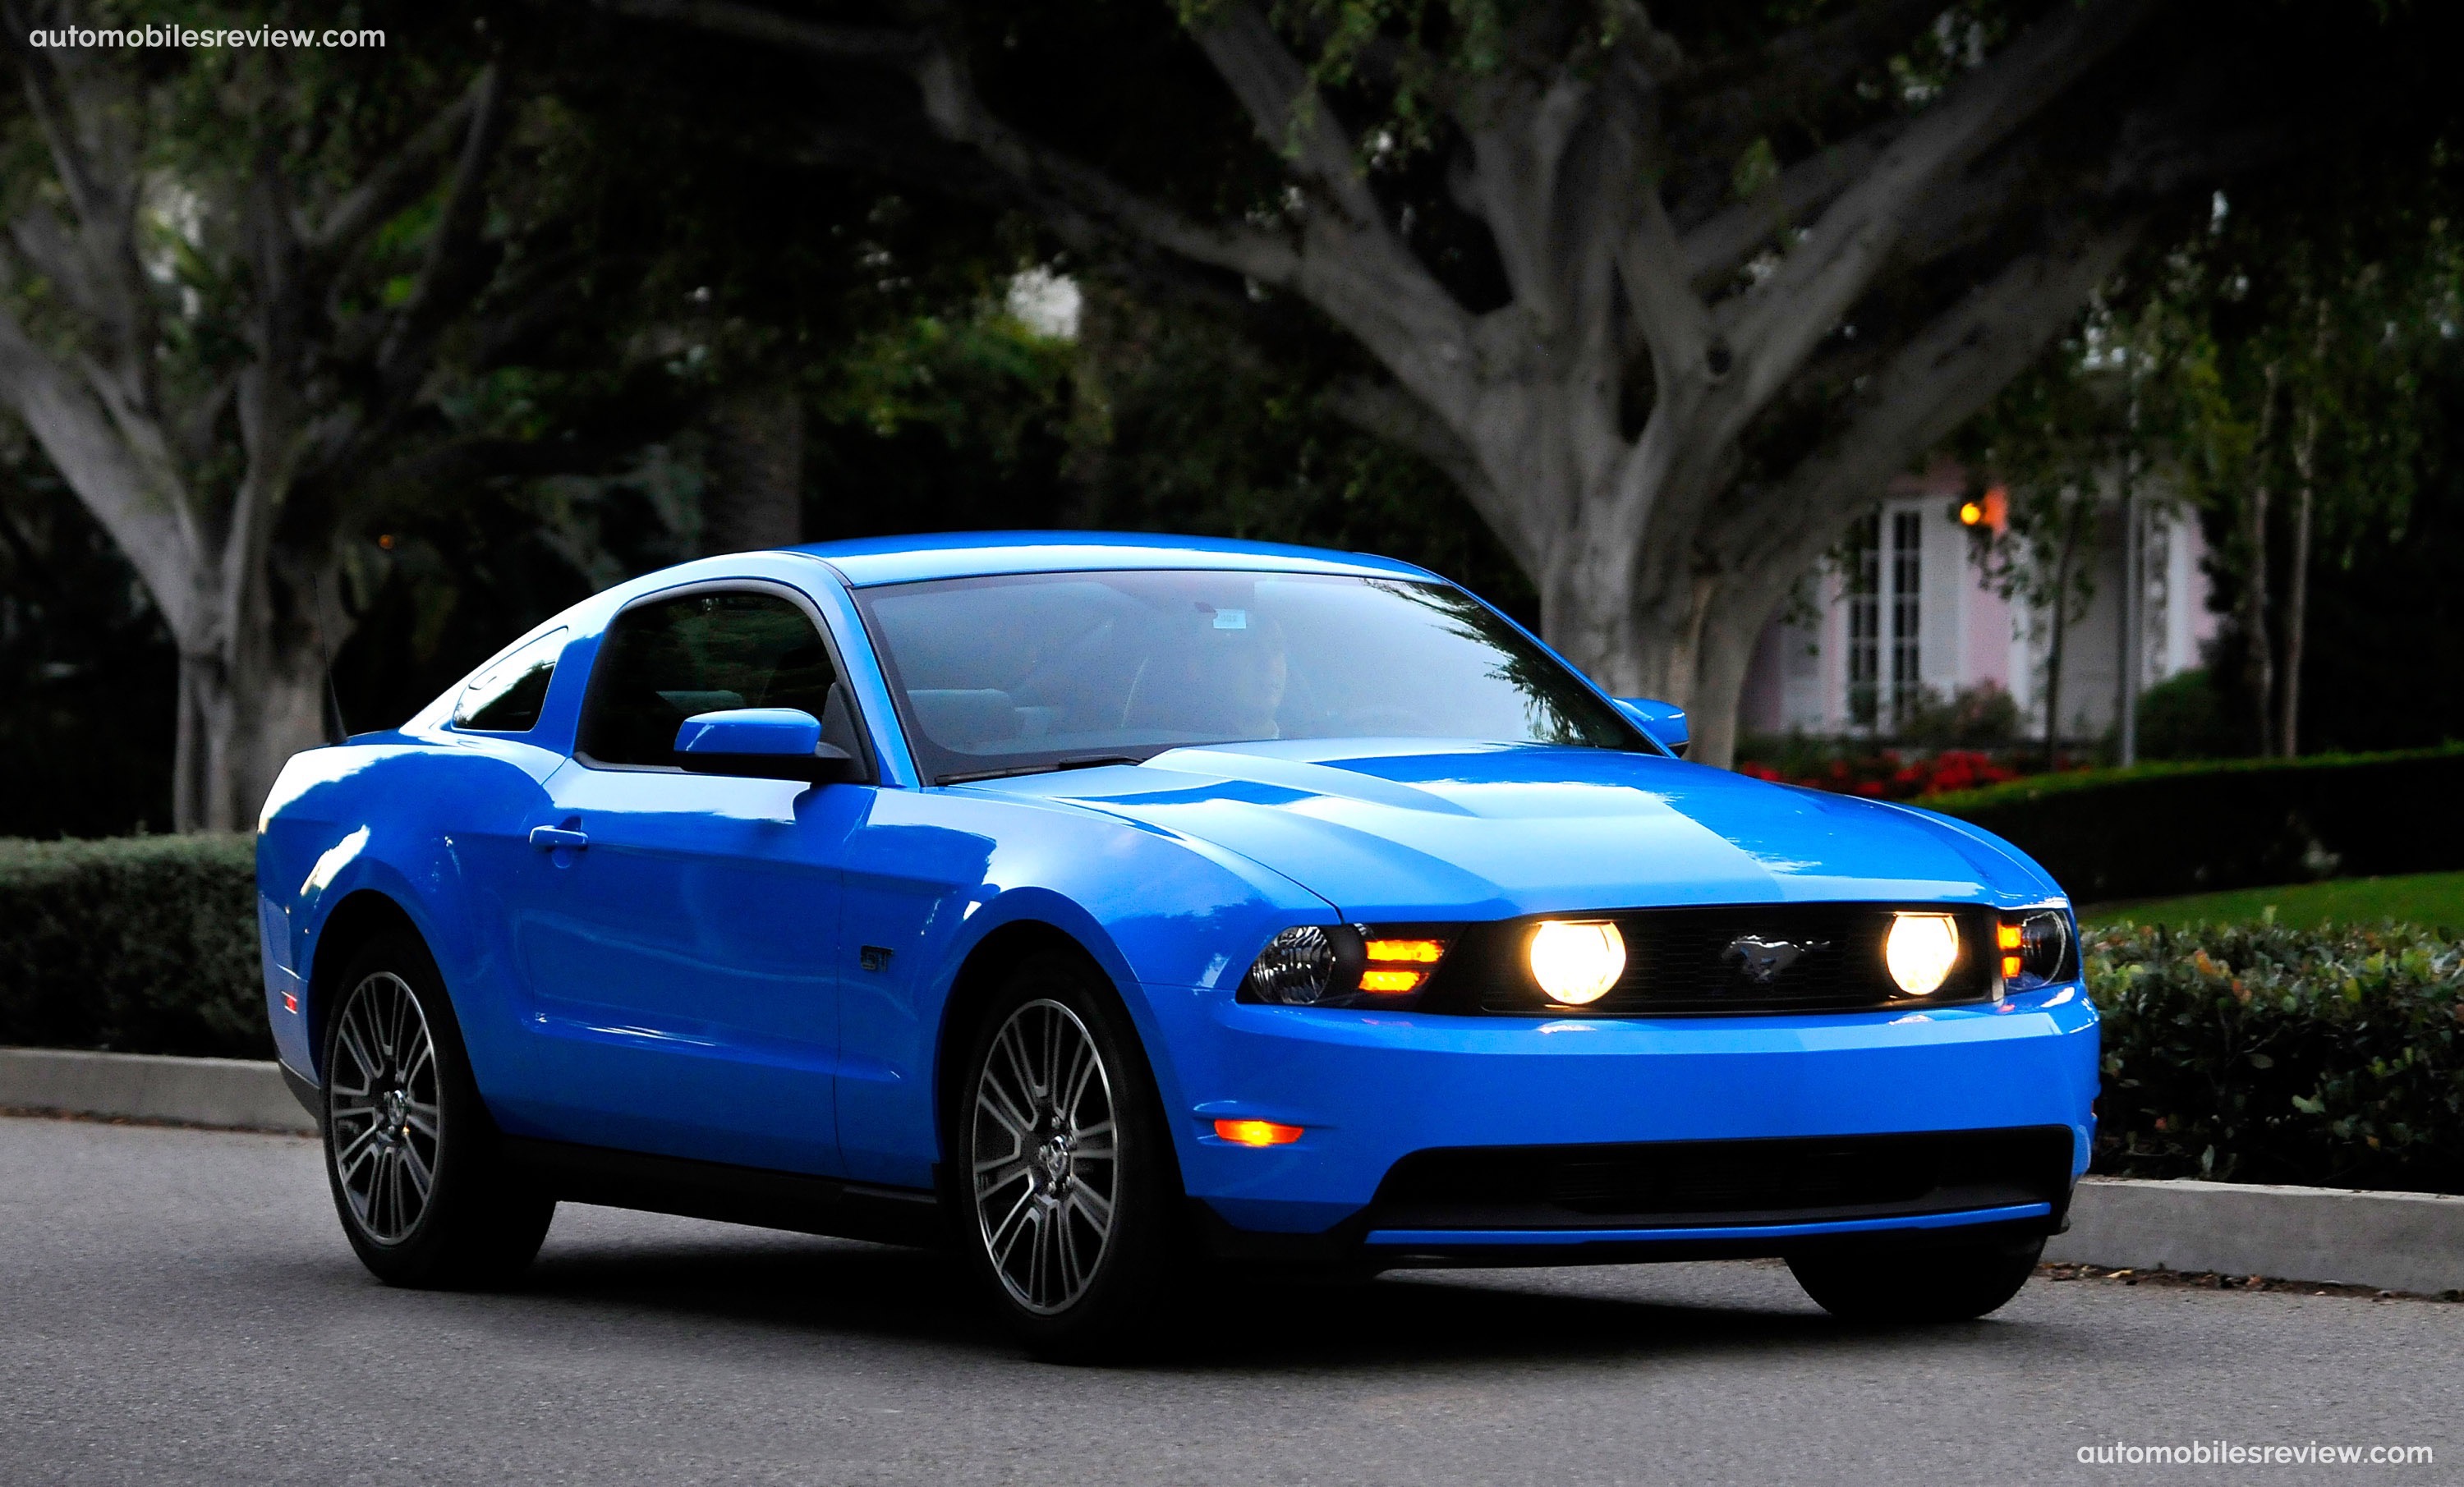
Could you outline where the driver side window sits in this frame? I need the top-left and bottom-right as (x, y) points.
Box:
(577, 590), (866, 769)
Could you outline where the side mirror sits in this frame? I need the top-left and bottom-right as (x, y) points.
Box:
(1612, 697), (1689, 757)
(674, 709), (862, 784)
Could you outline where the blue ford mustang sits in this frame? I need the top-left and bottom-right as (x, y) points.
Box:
(256, 532), (2094, 1355)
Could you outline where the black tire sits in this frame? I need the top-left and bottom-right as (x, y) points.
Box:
(320, 929), (555, 1288)
(951, 951), (1185, 1361)
(1787, 1233), (2045, 1323)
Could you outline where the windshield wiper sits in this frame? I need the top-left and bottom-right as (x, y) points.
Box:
(940, 753), (1147, 785)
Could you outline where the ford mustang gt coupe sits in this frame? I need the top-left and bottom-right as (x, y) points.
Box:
(256, 532), (2093, 1356)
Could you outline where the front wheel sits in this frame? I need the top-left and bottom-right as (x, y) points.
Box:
(321, 932), (554, 1288)
(954, 955), (1184, 1360)
(1787, 1233), (2044, 1323)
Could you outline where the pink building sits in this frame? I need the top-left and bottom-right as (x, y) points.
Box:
(1736, 465), (2217, 742)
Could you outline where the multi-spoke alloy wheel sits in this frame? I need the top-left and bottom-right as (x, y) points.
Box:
(318, 931), (555, 1288)
(329, 971), (444, 1244)
(971, 998), (1119, 1315)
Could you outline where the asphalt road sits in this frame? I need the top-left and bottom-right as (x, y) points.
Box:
(2, 1115), (2456, 1486)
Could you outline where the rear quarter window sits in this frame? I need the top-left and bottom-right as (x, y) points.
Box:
(452, 629), (568, 732)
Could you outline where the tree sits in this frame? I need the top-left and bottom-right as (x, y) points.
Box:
(614, 0), (2427, 764)
(2145, 168), (2456, 756)
(0, 2), (520, 828)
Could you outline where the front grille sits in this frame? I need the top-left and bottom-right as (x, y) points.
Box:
(1418, 902), (1999, 1017)
(1370, 1127), (2074, 1232)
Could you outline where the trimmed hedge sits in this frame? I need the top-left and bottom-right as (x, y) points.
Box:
(2089, 920), (2464, 1194)
(0, 834), (267, 1059)
(1926, 746), (2464, 902)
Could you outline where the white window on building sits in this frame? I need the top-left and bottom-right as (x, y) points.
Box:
(1846, 513), (1882, 728)
(1891, 508), (1923, 723)
(1845, 512), (1924, 731)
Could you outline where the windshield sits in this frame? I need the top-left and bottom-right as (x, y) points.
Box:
(853, 570), (1644, 783)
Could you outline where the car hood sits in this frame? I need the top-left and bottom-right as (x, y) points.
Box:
(967, 739), (2062, 920)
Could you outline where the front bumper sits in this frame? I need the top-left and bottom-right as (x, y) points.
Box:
(1144, 980), (2099, 1259)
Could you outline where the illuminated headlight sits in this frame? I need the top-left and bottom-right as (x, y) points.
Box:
(1883, 912), (1961, 997)
(1528, 920), (1626, 1005)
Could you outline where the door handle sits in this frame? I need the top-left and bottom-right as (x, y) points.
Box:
(529, 825), (590, 852)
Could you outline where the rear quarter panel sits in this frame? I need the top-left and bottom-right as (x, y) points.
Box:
(255, 734), (568, 1095)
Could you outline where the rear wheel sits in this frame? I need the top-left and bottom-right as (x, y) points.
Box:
(1787, 1233), (2044, 1323)
(954, 953), (1184, 1361)
(321, 931), (554, 1287)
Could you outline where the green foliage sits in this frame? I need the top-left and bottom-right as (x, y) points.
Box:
(2089, 920), (2464, 1193)
(1928, 746), (2464, 902)
(0, 835), (264, 1059)
(2134, 668), (2237, 762)
(1069, 286), (1537, 615)
(0, 436), (175, 838)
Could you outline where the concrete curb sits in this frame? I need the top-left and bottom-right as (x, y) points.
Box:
(2049, 1176), (2464, 1295)
(0, 1047), (314, 1135)
(3, 1049), (2458, 1292)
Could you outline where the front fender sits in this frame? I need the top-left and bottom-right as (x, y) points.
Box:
(835, 784), (1335, 1188)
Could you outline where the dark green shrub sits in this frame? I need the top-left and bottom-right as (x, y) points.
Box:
(0, 834), (267, 1058)
(2134, 668), (2240, 761)
(2088, 920), (2464, 1193)
(1927, 746), (2464, 902)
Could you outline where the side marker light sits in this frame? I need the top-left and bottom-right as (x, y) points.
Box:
(1213, 1118), (1303, 1147)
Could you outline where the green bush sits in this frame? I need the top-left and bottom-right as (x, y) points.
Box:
(2134, 668), (2241, 761)
(1926, 745), (2464, 902)
(2088, 920), (2464, 1193)
(0, 834), (268, 1059)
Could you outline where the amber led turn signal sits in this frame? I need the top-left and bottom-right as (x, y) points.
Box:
(1358, 968), (1427, 994)
(1997, 921), (2025, 980)
(1214, 1118), (1303, 1146)
(1355, 934), (1449, 996)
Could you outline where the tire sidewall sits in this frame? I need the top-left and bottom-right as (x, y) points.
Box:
(952, 952), (1182, 1355)
(319, 930), (509, 1283)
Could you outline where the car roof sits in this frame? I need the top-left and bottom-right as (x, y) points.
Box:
(782, 530), (1440, 588)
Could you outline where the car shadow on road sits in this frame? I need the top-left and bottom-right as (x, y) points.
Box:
(509, 1224), (2039, 1371)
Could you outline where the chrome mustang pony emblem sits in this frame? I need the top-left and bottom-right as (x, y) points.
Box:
(1722, 934), (1828, 984)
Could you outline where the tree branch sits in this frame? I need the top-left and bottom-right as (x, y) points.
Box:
(1616, 178), (1714, 387)
(0, 303), (197, 638)
(378, 62), (510, 388)
(7, 24), (158, 416)
(1712, 214), (2146, 584)
(1670, 0), (1947, 140)
(302, 68), (491, 264)
(1320, 374), (1526, 564)
(1676, 120), (1896, 293)
(1721, 0), (2158, 424)
(1189, 3), (1383, 230)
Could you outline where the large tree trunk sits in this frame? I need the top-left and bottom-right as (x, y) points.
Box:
(173, 640), (330, 833)
(704, 381), (806, 553)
